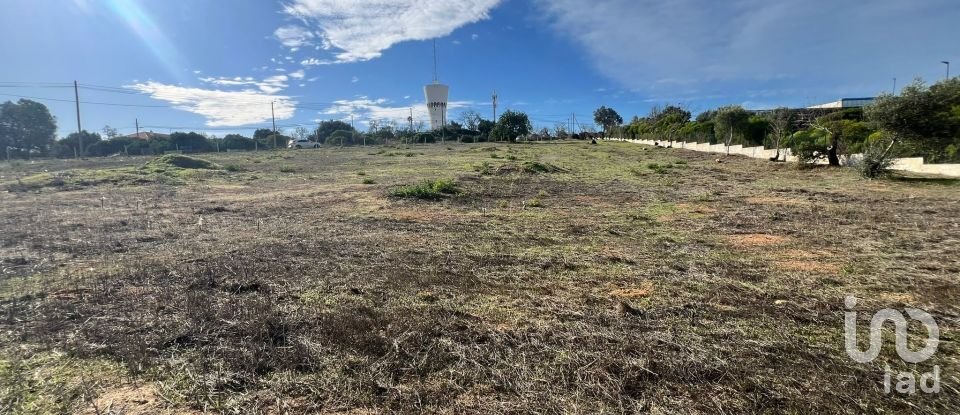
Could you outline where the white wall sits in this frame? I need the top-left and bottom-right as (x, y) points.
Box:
(607, 138), (960, 177)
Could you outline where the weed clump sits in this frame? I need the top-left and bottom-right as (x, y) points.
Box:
(521, 161), (564, 174)
(145, 154), (220, 171)
(391, 179), (458, 200)
(646, 162), (673, 174)
(362, 178), (376, 185)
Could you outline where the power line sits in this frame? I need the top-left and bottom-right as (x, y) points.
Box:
(0, 93), (172, 108)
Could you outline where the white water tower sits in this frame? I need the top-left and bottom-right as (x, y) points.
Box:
(424, 41), (449, 131)
(424, 83), (449, 130)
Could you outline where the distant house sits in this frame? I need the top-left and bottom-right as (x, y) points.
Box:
(123, 131), (169, 140)
(806, 97), (876, 109)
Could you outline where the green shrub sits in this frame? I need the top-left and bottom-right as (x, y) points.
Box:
(391, 179), (458, 200)
(223, 164), (243, 172)
(145, 154), (219, 171)
(527, 198), (543, 208)
(646, 162), (672, 174)
(362, 178), (376, 185)
(279, 165), (296, 173)
(473, 162), (494, 175)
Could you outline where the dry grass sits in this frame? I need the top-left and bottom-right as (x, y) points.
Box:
(1, 142), (959, 413)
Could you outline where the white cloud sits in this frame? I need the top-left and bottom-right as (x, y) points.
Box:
(471, 34), (479, 40)
(320, 97), (472, 127)
(290, 69), (306, 80)
(199, 75), (289, 94)
(126, 81), (296, 127)
(274, 25), (315, 48)
(351, 76), (359, 83)
(280, 0), (502, 63)
(301, 58), (332, 66)
(452, 40), (462, 45)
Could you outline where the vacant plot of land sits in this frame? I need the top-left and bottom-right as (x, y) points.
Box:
(1, 141), (958, 413)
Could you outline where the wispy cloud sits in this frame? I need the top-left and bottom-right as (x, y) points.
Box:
(279, 0), (502, 63)
(274, 25), (315, 48)
(126, 81), (296, 127)
(535, 0), (960, 100)
(196, 75), (288, 94)
(320, 97), (473, 127)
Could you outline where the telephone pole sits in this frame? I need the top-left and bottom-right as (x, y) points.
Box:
(74, 81), (82, 157)
(492, 90), (498, 122)
(135, 118), (140, 139)
(271, 100), (277, 148)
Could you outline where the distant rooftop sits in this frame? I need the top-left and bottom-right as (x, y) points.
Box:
(807, 97), (876, 109)
(123, 131), (169, 140)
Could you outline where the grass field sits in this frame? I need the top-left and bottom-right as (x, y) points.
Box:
(1, 141), (958, 413)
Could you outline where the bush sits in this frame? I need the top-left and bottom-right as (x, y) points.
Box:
(857, 142), (896, 179)
(362, 178), (376, 184)
(391, 179), (458, 200)
(789, 129), (830, 164)
(145, 154), (219, 170)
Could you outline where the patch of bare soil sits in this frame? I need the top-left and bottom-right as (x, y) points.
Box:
(780, 260), (841, 275)
(83, 383), (192, 415)
(609, 280), (654, 299)
(725, 233), (790, 248)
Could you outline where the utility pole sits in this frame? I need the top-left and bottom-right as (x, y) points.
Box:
(892, 78), (897, 95)
(572, 113), (577, 135)
(135, 118), (140, 139)
(943, 61), (951, 80)
(271, 100), (277, 149)
(492, 90), (498, 122)
(74, 81), (82, 157)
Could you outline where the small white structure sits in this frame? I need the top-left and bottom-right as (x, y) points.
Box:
(424, 82), (449, 131)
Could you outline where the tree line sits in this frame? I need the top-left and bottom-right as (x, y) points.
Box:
(592, 77), (960, 176)
(0, 100), (554, 159)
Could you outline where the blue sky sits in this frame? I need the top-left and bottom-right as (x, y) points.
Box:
(1, 0), (958, 138)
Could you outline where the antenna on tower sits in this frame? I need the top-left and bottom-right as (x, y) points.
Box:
(433, 39), (439, 83)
